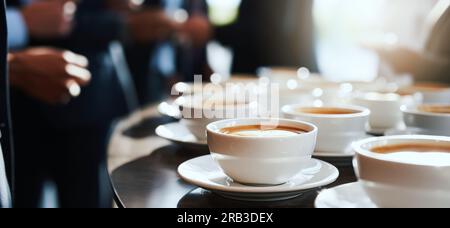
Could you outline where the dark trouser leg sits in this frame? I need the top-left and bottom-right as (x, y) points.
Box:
(13, 125), (48, 208)
(53, 126), (112, 208)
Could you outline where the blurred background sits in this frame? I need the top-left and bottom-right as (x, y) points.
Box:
(2, 0), (449, 208)
(314, 0), (438, 81)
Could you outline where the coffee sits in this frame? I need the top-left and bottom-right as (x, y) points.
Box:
(418, 105), (450, 114)
(371, 143), (450, 166)
(400, 83), (450, 93)
(297, 107), (360, 115)
(414, 83), (450, 90)
(372, 143), (450, 154)
(220, 125), (307, 137)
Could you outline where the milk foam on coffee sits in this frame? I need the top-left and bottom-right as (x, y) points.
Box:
(220, 125), (306, 137)
(371, 143), (450, 166)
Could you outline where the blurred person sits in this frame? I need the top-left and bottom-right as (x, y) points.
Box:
(108, 0), (180, 104)
(8, 48), (91, 105)
(6, 0), (209, 208)
(6, 0), (133, 208)
(175, 0), (212, 83)
(375, 6), (450, 84)
(1, 0), (12, 208)
(214, 0), (318, 74)
(110, 0), (211, 104)
(6, 0), (76, 50)
(6, 48), (90, 207)
(9, 48), (94, 208)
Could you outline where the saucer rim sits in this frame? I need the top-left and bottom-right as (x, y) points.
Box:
(367, 124), (406, 135)
(314, 182), (377, 208)
(158, 101), (182, 119)
(313, 134), (372, 158)
(313, 151), (354, 158)
(155, 122), (207, 146)
(178, 155), (339, 194)
(385, 127), (450, 136)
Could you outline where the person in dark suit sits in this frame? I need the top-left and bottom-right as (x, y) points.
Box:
(214, 0), (318, 74)
(6, 0), (132, 208)
(376, 6), (450, 84)
(8, 0), (203, 208)
(3, 0), (92, 208)
(5, 47), (91, 208)
(121, 0), (211, 105)
(0, 0), (12, 209)
(114, 0), (180, 104)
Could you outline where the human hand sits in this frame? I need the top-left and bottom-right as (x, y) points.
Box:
(127, 9), (179, 44)
(372, 45), (421, 74)
(21, 0), (77, 39)
(9, 48), (91, 105)
(105, 0), (142, 13)
(177, 15), (211, 47)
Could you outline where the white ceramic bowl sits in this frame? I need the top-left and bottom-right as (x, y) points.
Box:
(353, 135), (450, 208)
(207, 118), (318, 185)
(399, 83), (450, 104)
(402, 104), (450, 136)
(283, 105), (370, 153)
(422, 89), (450, 104)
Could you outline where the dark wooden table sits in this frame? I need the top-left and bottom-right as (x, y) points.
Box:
(108, 106), (357, 208)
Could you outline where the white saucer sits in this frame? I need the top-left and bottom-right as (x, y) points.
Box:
(178, 155), (339, 202)
(155, 122), (208, 151)
(313, 151), (355, 158)
(313, 134), (372, 158)
(315, 182), (377, 208)
(158, 100), (181, 119)
(386, 128), (450, 137)
(367, 124), (406, 136)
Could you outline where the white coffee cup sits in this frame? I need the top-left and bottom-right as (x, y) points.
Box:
(207, 118), (318, 185)
(278, 87), (316, 108)
(283, 105), (370, 153)
(402, 104), (450, 136)
(173, 82), (218, 95)
(353, 135), (450, 208)
(398, 83), (450, 104)
(352, 92), (420, 130)
(257, 67), (299, 88)
(180, 94), (258, 140)
(278, 82), (356, 108)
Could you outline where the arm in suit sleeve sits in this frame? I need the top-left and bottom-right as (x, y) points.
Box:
(213, 2), (253, 47)
(0, 145), (11, 208)
(416, 8), (450, 84)
(414, 53), (450, 84)
(70, 8), (126, 49)
(6, 8), (28, 50)
(1, 0), (12, 209)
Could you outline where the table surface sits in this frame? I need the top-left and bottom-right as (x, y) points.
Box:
(108, 105), (357, 208)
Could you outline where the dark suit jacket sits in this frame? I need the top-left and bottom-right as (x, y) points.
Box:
(416, 7), (450, 83)
(0, 0), (12, 208)
(7, 0), (129, 128)
(215, 0), (318, 74)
